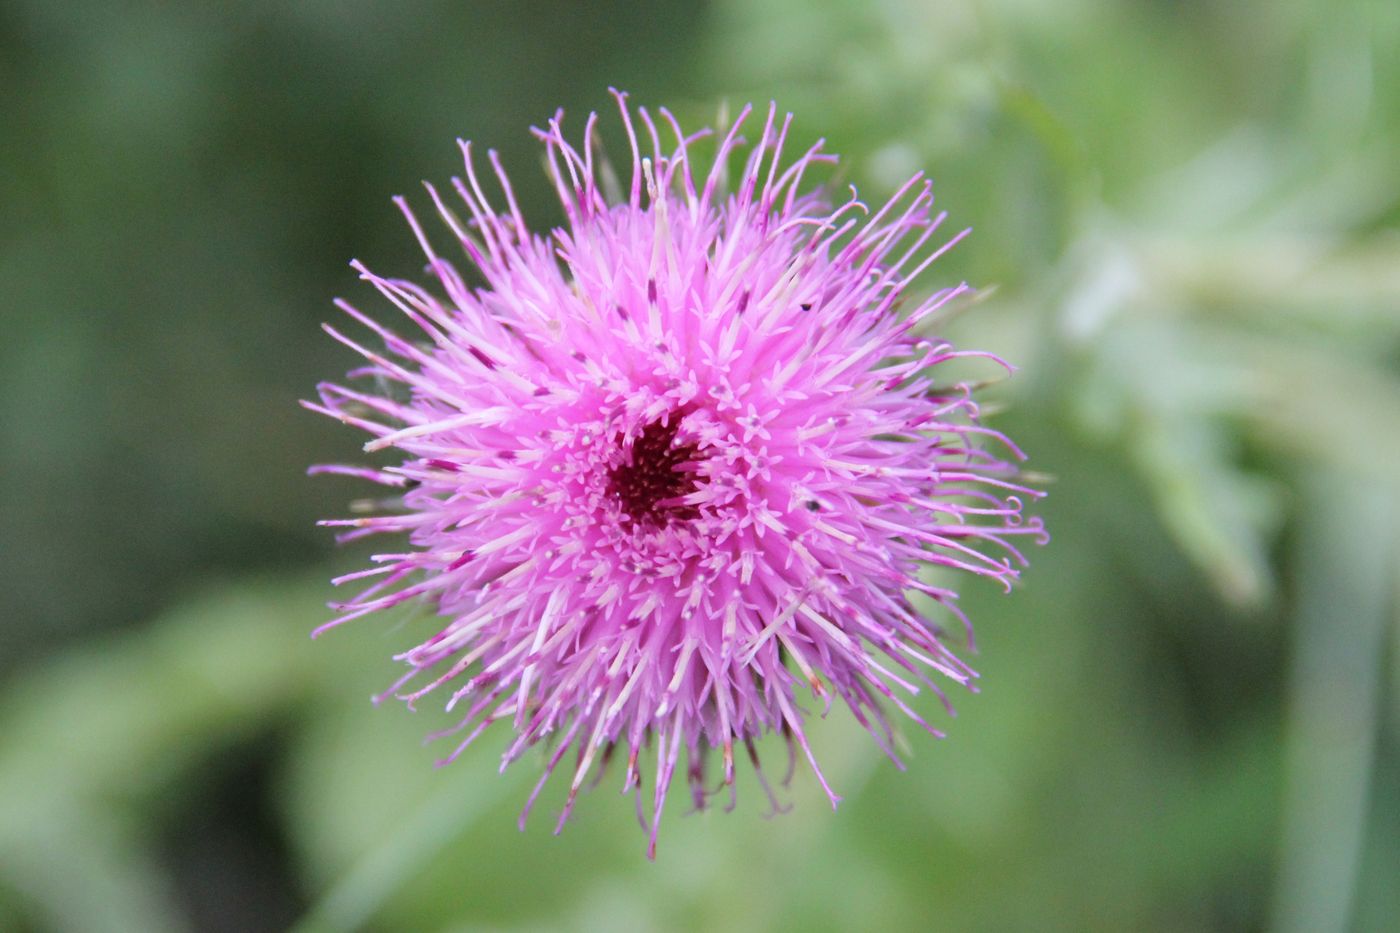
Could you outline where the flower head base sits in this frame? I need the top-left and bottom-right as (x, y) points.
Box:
(307, 91), (1046, 857)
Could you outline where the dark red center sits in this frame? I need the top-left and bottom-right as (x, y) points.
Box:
(606, 419), (702, 528)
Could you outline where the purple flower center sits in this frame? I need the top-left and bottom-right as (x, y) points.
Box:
(606, 417), (703, 528)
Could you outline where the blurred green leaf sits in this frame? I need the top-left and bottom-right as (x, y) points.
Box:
(0, 577), (328, 931)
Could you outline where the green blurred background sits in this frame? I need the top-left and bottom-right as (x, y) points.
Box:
(2, 0), (1397, 930)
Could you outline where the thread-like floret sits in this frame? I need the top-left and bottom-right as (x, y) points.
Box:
(307, 90), (1046, 857)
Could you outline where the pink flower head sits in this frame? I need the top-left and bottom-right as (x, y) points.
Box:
(307, 91), (1046, 857)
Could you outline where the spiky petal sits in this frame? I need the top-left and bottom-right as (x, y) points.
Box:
(307, 91), (1046, 857)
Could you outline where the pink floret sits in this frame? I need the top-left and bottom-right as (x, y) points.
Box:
(307, 90), (1046, 857)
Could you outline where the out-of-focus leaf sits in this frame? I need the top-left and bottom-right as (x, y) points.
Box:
(0, 577), (328, 931)
(1129, 416), (1279, 607)
(289, 759), (520, 933)
(0, 807), (182, 933)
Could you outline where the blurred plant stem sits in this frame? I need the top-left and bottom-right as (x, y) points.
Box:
(291, 760), (520, 933)
(1270, 472), (1396, 933)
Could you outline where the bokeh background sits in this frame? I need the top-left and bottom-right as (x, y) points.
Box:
(3, 0), (1398, 930)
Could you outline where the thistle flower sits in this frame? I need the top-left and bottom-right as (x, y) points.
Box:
(307, 91), (1046, 857)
